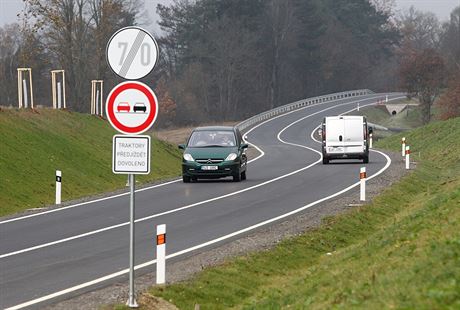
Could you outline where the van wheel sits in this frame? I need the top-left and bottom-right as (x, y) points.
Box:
(323, 157), (329, 164)
(363, 155), (369, 164)
(183, 175), (191, 183)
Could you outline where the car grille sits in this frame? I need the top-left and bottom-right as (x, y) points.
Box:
(195, 159), (224, 164)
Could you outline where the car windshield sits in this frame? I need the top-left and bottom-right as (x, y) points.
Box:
(188, 130), (236, 147)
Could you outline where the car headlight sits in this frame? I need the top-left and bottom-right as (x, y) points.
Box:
(225, 153), (238, 161)
(183, 153), (194, 162)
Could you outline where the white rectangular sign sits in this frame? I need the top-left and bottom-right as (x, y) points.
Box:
(113, 135), (151, 174)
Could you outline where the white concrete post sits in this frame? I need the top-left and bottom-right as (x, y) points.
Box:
(100, 81), (103, 117)
(405, 146), (410, 170)
(57, 82), (62, 109)
(156, 224), (166, 285)
(360, 167), (366, 201)
(357, 102), (360, 111)
(23, 79), (28, 108)
(55, 170), (62, 205)
(96, 89), (99, 115)
(401, 137), (406, 157)
(385, 95), (388, 103)
(369, 133), (373, 149)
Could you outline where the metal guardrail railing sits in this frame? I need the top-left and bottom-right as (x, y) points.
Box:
(236, 89), (374, 132)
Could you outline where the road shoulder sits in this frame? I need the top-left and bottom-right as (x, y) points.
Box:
(45, 150), (408, 310)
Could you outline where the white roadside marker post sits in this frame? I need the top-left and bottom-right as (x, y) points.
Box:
(55, 170), (62, 205)
(385, 95), (388, 103)
(405, 146), (410, 170)
(360, 167), (366, 201)
(401, 137), (406, 157)
(369, 133), (373, 149)
(357, 102), (360, 111)
(156, 224), (166, 285)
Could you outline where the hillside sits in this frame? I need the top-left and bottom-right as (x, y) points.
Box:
(141, 117), (460, 309)
(0, 108), (182, 216)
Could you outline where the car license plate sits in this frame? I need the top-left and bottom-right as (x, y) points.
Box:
(201, 165), (218, 171)
(329, 147), (343, 152)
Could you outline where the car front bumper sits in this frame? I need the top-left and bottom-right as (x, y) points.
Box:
(182, 161), (242, 178)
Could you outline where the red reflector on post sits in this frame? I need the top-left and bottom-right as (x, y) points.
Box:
(157, 234), (166, 245)
(360, 172), (367, 179)
(405, 149), (410, 155)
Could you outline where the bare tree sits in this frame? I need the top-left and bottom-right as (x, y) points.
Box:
(400, 48), (446, 123)
(397, 6), (442, 50)
(266, 0), (295, 109)
(0, 25), (21, 105)
(441, 6), (460, 72)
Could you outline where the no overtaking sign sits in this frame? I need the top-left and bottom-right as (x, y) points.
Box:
(105, 81), (159, 135)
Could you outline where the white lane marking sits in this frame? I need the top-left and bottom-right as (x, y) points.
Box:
(1, 95), (375, 225)
(310, 96), (406, 144)
(5, 96), (393, 310)
(1, 96), (383, 259)
(0, 179), (181, 225)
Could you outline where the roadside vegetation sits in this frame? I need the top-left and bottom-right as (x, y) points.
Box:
(125, 117), (460, 309)
(353, 98), (423, 129)
(0, 109), (181, 216)
(350, 98), (424, 140)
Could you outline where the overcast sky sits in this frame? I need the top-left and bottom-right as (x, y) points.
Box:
(1, 0), (459, 30)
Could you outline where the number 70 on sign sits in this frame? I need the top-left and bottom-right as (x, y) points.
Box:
(106, 26), (159, 80)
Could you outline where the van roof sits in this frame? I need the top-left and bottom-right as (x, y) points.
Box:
(324, 115), (364, 120)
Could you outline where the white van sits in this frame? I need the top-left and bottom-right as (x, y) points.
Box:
(321, 116), (369, 164)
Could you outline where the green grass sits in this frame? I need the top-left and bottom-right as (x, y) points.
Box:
(136, 117), (460, 309)
(351, 98), (424, 129)
(0, 108), (182, 216)
(348, 98), (424, 140)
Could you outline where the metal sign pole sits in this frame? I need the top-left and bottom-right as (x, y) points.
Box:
(127, 173), (138, 307)
(106, 27), (158, 308)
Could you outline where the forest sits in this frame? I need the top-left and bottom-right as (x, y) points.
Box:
(0, 0), (459, 126)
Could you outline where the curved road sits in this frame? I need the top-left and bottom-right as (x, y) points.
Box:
(0, 92), (404, 309)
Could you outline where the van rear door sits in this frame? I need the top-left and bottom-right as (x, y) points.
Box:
(343, 117), (365, 153)
(325, 117), (345, 154)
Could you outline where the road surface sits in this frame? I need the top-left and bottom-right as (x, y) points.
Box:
(0, 92), (404, 309)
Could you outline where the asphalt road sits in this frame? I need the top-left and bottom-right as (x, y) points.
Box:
(0, 92), (404, 309)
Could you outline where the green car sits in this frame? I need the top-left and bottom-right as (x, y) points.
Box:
(178, 126), (248, 183)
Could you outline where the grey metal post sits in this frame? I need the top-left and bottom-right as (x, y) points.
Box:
(127, 173), (138, 307)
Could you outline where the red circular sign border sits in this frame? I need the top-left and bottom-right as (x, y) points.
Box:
(106, 81), (158, 134)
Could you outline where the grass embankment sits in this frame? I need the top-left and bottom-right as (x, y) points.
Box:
(0, 109), (181, 216)
(134, 117), (460, 309)
(351, 98), (423, 140)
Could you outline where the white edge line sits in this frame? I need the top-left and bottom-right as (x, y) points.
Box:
(0, 179), (182, 225)
(0, 94), (381, 225)
(0, 95), (384, 259)
(5, 94), (393, 309)
(310, 96), (406, 143)
(5, 143), (392, 310)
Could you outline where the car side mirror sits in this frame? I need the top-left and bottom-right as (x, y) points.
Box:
(178, 144), (185, 150)
(241, 143), (249, 150)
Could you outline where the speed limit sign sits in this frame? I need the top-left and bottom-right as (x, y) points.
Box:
(106, 26), (159, 80)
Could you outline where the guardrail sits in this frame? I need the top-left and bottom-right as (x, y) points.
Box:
(236, 89), (374, 132)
